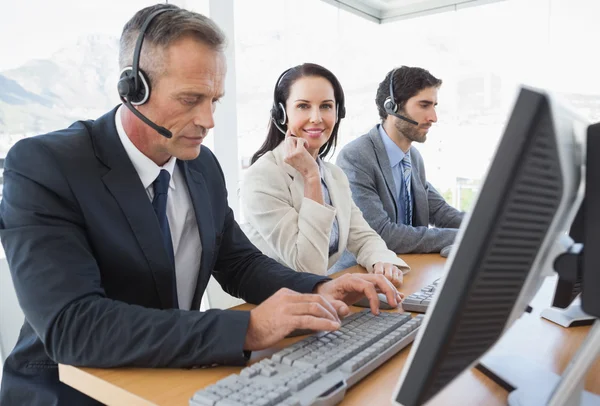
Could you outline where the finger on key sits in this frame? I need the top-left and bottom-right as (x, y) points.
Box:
(293, 294), (340, 323)
(357, 274), (399, 309)
(290, 302), (339, 323)
(295, 315), (340, 332)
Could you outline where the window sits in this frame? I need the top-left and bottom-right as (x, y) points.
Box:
(233, 0), (600, 212)
(0, 0), (210, 155)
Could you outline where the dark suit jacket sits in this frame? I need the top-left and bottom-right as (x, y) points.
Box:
(0, 107), (327, 406)
(330, 125), (465, 272)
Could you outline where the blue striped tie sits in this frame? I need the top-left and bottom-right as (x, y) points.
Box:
(401, 154), (413, 226)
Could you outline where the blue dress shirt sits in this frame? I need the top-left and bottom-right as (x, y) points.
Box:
(378, 125), (412, 225)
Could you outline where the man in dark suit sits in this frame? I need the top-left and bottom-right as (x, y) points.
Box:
(0, 5), (401, 405)
(333, 66), (464, 272)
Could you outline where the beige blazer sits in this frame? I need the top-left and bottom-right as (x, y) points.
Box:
(240, 143), (409, 276)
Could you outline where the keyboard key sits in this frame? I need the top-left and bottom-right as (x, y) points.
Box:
(260, 366), (277, 377)
(292, 359), (318, 369)
(240, 368), (258, 378)
(280, 397), (301, 406)
(215, 400), (244, 406)
(319, 359), (339, 373)
(265, 391), (280, 402)
(191, 391), (221, 406)
(276, 386), (292, 398)
(212, 387), (233, 397)
(286, 378), (304, 391)
(238, 387), (254, 397)
(281, 348), (310, 365)
(340, 359), (361, 373)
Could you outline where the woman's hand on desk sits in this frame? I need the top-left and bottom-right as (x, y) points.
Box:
(243, 288), (344, 351)
(372, 262), (403, 289)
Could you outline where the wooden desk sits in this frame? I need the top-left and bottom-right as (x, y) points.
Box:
(59, 254), (600, 405)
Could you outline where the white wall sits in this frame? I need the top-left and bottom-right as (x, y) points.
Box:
(202, 0), (246, 310)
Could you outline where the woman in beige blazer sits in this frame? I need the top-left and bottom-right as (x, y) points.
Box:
(240, 63), (409, 286)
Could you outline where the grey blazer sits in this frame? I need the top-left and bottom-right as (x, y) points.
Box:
(336, 125), (464, 256)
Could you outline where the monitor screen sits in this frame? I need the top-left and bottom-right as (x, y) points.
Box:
(393, 86), (588, 406)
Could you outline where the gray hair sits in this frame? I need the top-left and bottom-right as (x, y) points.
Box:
(118, 4), (226, 85)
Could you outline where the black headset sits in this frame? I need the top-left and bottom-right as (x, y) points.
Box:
(117, 7), (173, 138)
(270, 67), (346, 134)
(270, 68), (292, 133)
(383, 68), (418, 126)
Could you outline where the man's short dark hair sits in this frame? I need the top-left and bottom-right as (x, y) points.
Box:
(376, 66), (442, 121)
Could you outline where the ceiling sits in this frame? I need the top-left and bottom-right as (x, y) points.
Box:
(319, 0), (505, 23)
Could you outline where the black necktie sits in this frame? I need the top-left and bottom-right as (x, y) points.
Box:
(152, 169), (178, 308)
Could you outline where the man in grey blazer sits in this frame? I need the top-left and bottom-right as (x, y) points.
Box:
(335, 66), (464, 266)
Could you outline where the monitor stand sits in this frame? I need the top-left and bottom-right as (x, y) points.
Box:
(477, 320), (600, 406)
(541, 296), (595, 328)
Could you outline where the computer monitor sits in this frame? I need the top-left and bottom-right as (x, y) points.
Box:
(581, 122), (600, 319)
(392, 86), (596, 406)
(552, 206), (583, 309)
(539, 200), (595, 327)
(541, 123), (600, 328)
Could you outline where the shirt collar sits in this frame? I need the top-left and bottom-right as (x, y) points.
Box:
(115, 105), (177, 191)
(378, 124), (407, 168)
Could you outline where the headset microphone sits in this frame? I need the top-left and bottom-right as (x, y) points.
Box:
(119, 95), (172, 138)
(117, 7), (173, 139)
(388, 111), (419, 126)
(383, 68), (419, 126)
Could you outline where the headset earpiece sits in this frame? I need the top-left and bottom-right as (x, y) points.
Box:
(384, 96), (397, 114)
(384, 68), (399, 114)
(270, 68), (294, 134)
(118, 67), (151, 105)
(270, 102), (287, 128)
(276, 102), (287, 125)
(270, 101), (287, 135)
(335, 105), (346, 123)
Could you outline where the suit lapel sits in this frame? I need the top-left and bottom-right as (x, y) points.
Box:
(178, 160), (215, 311)
(368, 127), (400, 221)
(92, 107), (176, 309)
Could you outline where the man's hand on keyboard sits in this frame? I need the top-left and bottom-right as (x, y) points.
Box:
(314, 273), (404, 316)
(243, 288), (344, 351)
(372, 262), (403, 288)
